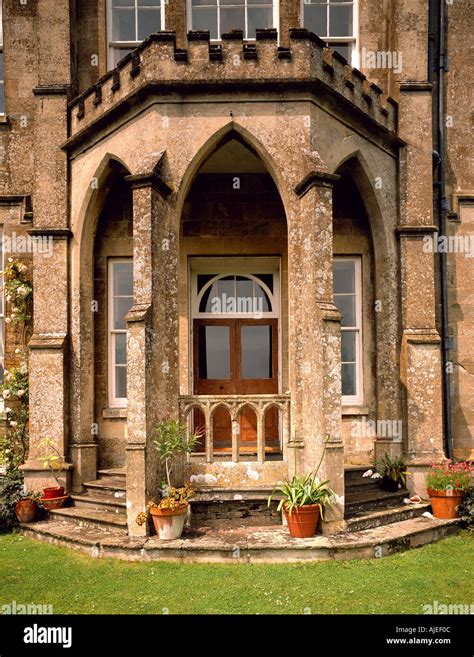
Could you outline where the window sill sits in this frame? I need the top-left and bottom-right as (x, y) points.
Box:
(0, 114), (9, 126)
(342, 405), (370, 416)
(102, 408), (127, 419)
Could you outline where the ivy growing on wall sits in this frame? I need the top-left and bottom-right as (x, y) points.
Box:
(0, 258), (32, 474)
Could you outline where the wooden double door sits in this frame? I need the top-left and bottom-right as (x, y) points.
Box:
(193, 318), (279, 450)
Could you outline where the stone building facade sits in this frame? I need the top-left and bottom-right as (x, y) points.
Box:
(0, 0), (472, 536)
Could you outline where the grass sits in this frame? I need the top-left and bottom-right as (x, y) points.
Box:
(0, 531), (473, 615)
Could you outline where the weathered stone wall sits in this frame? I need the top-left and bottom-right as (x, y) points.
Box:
(445, 1), (474, 460)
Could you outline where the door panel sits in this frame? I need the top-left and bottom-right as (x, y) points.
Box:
(193, 317), (279, 449)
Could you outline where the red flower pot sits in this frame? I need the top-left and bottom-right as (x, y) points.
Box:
(43, 486), (65, 499)
(284, 504), (320, 538)
(427, 488), (464, 519)
(40, 495), (68, 510)
(15, 499), (38, 523)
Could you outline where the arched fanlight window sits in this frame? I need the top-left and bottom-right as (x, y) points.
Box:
(195, 273), (276, 317)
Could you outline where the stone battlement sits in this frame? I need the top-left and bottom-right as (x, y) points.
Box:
(68, 29), (397, 141)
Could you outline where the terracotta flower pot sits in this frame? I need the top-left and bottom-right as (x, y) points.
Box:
(43, 486), (65, 499)
(427, 488), (464, 519)
(15, 499), (38, 523)
(40, 495), (68, 510)
(150, 504), (188, 540)
(284, 504), (320, 538)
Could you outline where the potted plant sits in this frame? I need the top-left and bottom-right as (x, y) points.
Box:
(376, 452), (409, 492)
(15, 490), (42, 523)
(426, 460), (473, 519)
(268, 438), (337, 538)
(136, 420), (203, 540)
(38, 438), (68, 509)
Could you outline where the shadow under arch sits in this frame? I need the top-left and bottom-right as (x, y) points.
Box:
(331, 150), (393, 263)
(70, 153), (133, 449)
(175, 122), (290, 227)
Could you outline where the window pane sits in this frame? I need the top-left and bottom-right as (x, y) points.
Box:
(253, 273), (273, 293)
(327, 42), (351, 61)
(342, 363), (356, 396)
(113, 7), (135, 41)
(137, 8), (162, 40)
(341, 330), (356, 362)
(220, 7), (245, 34)
(115, 333), (127, 365)
(192, 0), (217, 4)
(200, 281), (219, 312)
(192, 7), (218, 38)
(254, 283), (270, 312)
(247, 7), (273, 38)
(113, 261), (133, 296)
(198, 325), (230, 379)
(304, 5), (327, 37)
(111, 47), (134, 67)
(217, 275), (234, 301)
(0, 53), (3, 80)
(241, 325), (272, 379)
(138, 0), (161, 5)
(114, 296), (133, 329)
(197, 274), (217, 294)
(113, 0), (134, 6)
(236, 276), (253, 301)
(333, 260), (355, 293)
(334, 294), (355, 327)
(115, 366), (127, 399)
(329, 4), (352, 37)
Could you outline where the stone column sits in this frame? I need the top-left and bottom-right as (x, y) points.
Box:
(21, 0), (74, 491)
(393, 1), (446, 494)
(288, 172), (345, 534)
(124, 167), (178, 536)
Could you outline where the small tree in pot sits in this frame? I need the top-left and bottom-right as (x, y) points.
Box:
(39, 439), (68, 509)
(136, 420), (203, 540)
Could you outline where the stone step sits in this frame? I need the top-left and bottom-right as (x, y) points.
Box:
(71, 493), (127, 511)
(344, 477), (381, 494)
(344, 465), (374, 481)
(346, 503), (430, 532)
(97, 468), (126, 481)
(83, 477), (127, 497)
(192, 487), (279, 502)
(48, 506), (128, 533)
(20, 516), (461, 563)
(345, 488), (409, 517)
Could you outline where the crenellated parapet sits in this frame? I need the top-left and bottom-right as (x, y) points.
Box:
(67, 29), (397, 144)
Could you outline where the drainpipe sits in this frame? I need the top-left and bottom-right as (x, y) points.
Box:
(432, 0), (454, 459)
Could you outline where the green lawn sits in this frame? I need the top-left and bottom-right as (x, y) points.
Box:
(0, 531), (473, 615)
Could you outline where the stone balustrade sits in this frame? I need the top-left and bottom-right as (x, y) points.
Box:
(178, 394), (291, 463)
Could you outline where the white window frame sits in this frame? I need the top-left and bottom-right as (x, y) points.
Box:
(187, 0), (278, 42)
(300, 0), (359, 67)
(189, 256), (282, 393)
(333, 256), (363, 405)
(108, 258), (133, 408)
(107, 0), (166, 70)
